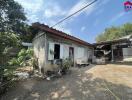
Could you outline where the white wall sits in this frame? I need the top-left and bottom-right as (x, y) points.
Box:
(74, 47), (87, 62)
(47, 38), (93, 65)
(123, 48), (132, 61)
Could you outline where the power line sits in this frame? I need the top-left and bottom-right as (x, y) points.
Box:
(51, 0), (98, 28)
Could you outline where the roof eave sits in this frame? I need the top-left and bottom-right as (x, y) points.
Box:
(32, 23), (93, 48)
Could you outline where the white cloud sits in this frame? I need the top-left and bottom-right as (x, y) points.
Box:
(110, 12), (125, 23)
(27, 15), (39, 24)
(81, 26), (86, 32)
(44, 19), (72, 34)
(54, 23), (72, 35)
(68, 0), (87, 16)
(15, 0), (103, 35)
(59, 27), (72, 35)
(68, 0), (97, 17)
(43, 0), (99, 34)
(14, 0), (72, 34)
(93, 0), (110, 16)
(54, 25), (72, 35)
(44, 4), (66, 18)
(15, 0), (99, 24)
(14, 0), (44, 23)
(15, 0), (43, 13)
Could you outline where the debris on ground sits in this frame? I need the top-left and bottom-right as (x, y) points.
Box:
(15, 72), (29, 79)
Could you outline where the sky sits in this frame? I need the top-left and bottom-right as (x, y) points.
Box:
(14, 0), (132, 43)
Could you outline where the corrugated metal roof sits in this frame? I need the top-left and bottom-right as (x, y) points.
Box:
(93, 34), (132, 46)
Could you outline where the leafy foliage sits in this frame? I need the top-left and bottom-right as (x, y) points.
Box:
(0, 0), (38, 42)
(96, 23), (132, 42)
(62, 58), (72, 69)
(60, 58), (72, 75)
(0, 32), (20, 82)
(9, 49), (33, 67)
(0, 32), (20, 56)
(0, 0), (26, 33)
(3, 66), (16, 81)
(0, 0), (30, 85)
(0, 48), (33, 83)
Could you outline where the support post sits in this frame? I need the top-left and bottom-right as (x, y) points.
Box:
(111, 45), (114, 62)
(44, 33), (47, 68)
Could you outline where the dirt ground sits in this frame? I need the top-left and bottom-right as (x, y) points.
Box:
(1, 64), (132, 100)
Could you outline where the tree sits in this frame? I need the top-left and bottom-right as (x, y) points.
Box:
(0, 0), (38, 42)
(0, 32), (20, 55)
(0, 0), (27, 82)
(20, 25), (39, 42)
(96, 23), (132, 42)
(0, 0), (27, 64)
(0, 0), (26, 34)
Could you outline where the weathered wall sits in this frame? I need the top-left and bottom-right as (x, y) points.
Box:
(123, 48), (132, 61)
(33, 33), (46, 73)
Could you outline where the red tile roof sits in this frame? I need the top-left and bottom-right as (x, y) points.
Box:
(32, 22), (93, 47)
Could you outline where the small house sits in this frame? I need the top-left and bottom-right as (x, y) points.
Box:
(32, 23), (94, 73)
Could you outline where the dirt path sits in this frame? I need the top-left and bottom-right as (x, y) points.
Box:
(1, 64), (132, 100)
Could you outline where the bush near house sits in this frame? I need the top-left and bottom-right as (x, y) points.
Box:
(9, 49), (33, 67)
(0, 48), (33, 94)
(61, 58), (73, 75)
(0, 32), (21, 94)
(45, 58), (72, 78)
(0, 32), (20, 79)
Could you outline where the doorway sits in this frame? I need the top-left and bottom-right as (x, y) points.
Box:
(54, 44), (60, 59)
(113, 48), (123, 61)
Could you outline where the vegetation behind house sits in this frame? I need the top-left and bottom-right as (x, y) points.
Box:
(96, 23), (132, 42)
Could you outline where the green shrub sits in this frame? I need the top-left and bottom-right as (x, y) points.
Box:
(60, 58), (72, 74)
(3, 67), (15, 81)
(8, 58), (19, 66)
(62, 58), (72, 69)
(8, 49), (33, 67)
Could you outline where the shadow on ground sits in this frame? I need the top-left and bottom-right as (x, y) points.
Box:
(1, 65), (132, 100)
(110, 62), (132, 66)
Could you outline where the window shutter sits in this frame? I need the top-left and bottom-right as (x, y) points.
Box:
(63, 45), (69, 59)
(48, 42), (54, 60)
(60, 45), (64, 59)
(77, 47), (84, 58)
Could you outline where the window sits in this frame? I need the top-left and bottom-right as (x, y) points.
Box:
(48, 42), (64, 60)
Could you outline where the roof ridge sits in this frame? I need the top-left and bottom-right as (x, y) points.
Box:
(38, 23), (77, 38)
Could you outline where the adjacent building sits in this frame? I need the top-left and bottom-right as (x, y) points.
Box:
(93, 35), (132, 64)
